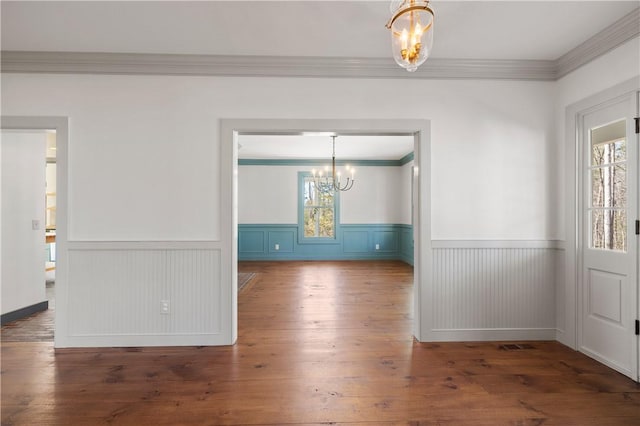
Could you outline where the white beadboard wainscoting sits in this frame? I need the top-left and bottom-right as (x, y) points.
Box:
(428, 240), (563, 341)
(62, 241), (229, 347)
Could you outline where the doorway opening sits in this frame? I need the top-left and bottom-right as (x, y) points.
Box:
(1, 116), (68, 347)
(235, 132), (416, 338)
(0, 129), (55, 340)
(45, 131), (57, 317)
(220, 119), (431, 344)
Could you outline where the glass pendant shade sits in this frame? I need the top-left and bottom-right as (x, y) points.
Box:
(386, 0), (434, 72)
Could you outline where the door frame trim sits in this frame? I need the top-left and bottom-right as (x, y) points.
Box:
(563, 78), (639, 379)
(220, 119), (431, 343)
(577, 93), (637, 378)
(1, 116), (69, 348)
(562, 78), (639, 349)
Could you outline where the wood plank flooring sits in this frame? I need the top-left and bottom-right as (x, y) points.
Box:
(1, 282), (54, 342)
(1, 260), (638, 425)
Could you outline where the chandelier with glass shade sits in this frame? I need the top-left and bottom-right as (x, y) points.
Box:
(311, 135), (355, 193)
(385, 0), (434, 72)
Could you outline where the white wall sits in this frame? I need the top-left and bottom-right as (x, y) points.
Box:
(1, 131), (47, 315)
(341, 165), (406, 225)
(554, 37), (640, 348)
(1, 73), (555, 346)
(400, 161), (413, 226)
(238, 164), (409, 225)
(1, 75), (555, 241)
(238, 166), (297, 224)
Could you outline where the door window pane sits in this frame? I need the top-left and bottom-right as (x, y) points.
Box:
(591, 164), (626, 208)
(591, 209), (627, 251)
(590, 119), (625, 165)
(589, 119), (627, 252)
(592, 139), (625, 166)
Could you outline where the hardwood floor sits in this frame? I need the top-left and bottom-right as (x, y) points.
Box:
(1, 261), (638, 425)
(1, 282), (55, 342)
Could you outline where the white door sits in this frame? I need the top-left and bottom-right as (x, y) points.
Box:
(580, 92), (638, 380)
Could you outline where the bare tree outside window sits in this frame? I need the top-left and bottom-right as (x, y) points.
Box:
(590, 121), (627, 252)
(303, 178), (335, 238)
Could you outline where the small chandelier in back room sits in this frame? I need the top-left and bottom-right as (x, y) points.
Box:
(385, 0), (434, 72)
(311, 135), (355, 193)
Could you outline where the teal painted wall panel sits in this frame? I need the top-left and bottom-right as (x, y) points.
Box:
(372, 230), (398, 253)
(239, 230), (264, 253)
(238, 224), (413, 264)
(398, 225), (414, 266)
(268, 231), (295, 253)
(343, 230), (369, 253)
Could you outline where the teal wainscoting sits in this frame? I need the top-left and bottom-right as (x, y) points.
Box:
(238, 224), (413, 265)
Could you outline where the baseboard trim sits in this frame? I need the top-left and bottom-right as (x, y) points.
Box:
(239, 254), (404, 262)
(427, 328), (556, 342)
(57, 332), (231, 348)
(1, 301), (49, 325)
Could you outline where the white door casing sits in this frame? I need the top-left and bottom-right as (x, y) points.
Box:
(579, 92), (638, 380)
(220, 119), (431, 343)
(1, 116), (68, 348)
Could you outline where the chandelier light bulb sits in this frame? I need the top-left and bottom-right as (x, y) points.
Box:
(401, 28), (408, 51)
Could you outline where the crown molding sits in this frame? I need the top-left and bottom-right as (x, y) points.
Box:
(0, 51), (556, 80)
(556, 7), (640, 79)
(238, 158), (407, 166)
(1, 8), (638, 81)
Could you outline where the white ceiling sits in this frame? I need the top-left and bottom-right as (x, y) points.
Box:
(3, 0), (637, 160)
(238, 134), (415, 160)
(1, 1), (638, 60)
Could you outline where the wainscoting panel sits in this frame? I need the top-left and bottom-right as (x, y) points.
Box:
(66, 242), (222, 346)
(166, 249), (221, 335)
(399, 228), (414, 266)
(238, 224), (413, 263)
(239, 231), (264, 253)
(431, 244), (558, 340)
(372, 231), (399, 253)
(268, 231), (295, 253)
(343, 230), (369, 253)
